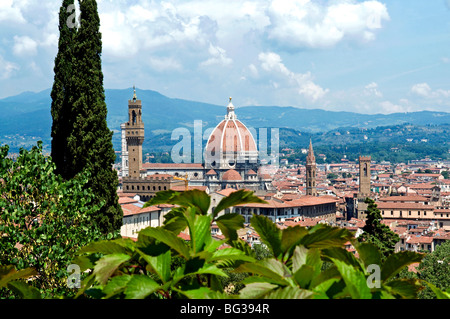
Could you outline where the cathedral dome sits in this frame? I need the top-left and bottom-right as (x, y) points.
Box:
(204, 98), (258, 169)
(222, 169), (242, 181)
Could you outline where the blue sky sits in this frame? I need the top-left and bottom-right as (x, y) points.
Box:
(1, 0), (450, 114)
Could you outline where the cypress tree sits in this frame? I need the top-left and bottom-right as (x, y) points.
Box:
(50, 0), (76, 177)
(51, 0), (122, 235)
(358, 198), (400, 260)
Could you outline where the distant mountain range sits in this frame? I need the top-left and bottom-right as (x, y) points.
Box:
(1, 88), (450, 153)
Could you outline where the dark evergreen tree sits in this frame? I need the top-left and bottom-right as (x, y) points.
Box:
(358, 198), (400, 260)
(51, 0), (122, 235)
(50, 0), (76, 177)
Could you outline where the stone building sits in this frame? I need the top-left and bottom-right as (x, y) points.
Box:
(122, 94), (274, 195)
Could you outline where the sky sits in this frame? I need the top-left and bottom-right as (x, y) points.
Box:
(1, 0), (450, 114)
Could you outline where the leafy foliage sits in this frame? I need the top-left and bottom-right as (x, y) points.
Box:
(3, 188), (449, 299)
(72, 189), (266, 299)
(417, 241), (450, 299)
(0, 142), (105, 298)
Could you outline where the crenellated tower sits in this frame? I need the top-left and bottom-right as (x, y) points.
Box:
(125, 86), (144, 178)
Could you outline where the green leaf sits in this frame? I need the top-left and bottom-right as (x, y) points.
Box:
(322, 247), (362, 270)
(162, 208), (188, 234)
(311, 277), (341, 299)
(281, 226), (308, 260)
(0, 266), (37, 288)
(300, 224), (353, 249)
(380, 251), (424, 282)
(263, 286), (314, 299)
(6, 281), (42, 299)
(250, 215), (282, 258)
(138, 248), (172, 283)
(384, 279), (423, 299)
(93, 253), (131, 286)
(235, 259), (291, 286)
(124, 275), (160, 299)
(145, 189), (211, 215)
(102, 275), (132, 298)
(291, 245), (308, 273)
(76, 238), (135, 256)
(177, 287), (231, 299)
(353, 241), (382, 269)
(424, 281), (450, 299)
(330, 258), (372, 299)
(215, 213), (245, 241)
(294, 265), (316, 289)
(239, 282), (279, 299)
(138, 227), (190, 259)
(208, 247), (256, 264)
(192, 214), (213, 253)
(195, 264), (228, 277)
(213, 189), (267, 219)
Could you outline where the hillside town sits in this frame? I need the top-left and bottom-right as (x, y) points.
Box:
(116, 90), (450, 259)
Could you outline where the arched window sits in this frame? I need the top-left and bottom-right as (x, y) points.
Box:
(132, 110), (137, 124)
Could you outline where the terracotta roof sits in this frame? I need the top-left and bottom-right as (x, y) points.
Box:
(247, 169), (257, 175)
(121, 203), (161, 217)
(118, 196), (138, 205)
(206, 169), (217, 175)
(222, 169), (242, 181)
(216, 188), (238, 196)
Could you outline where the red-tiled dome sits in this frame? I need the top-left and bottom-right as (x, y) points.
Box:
(222, 169), (242, 181)
(205, 98), (258, 168)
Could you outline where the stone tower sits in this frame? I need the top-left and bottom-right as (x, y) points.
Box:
(306, 139), (317, 196)
(358, 156), (371, 197)
(125, 86), (144, 178)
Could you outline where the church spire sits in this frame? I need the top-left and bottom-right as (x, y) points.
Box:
(307, 139), (315, 164)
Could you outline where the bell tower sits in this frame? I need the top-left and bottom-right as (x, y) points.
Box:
(125, 86), (144, 178)
(358, 156), (371, 198)
(306, 139), (317, 196)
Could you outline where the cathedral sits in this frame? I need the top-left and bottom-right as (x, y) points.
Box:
(121, 89), (274, 200)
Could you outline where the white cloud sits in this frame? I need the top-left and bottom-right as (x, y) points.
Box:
(265, 0), (390, 49)
(258, 51), (328, 102)
(0, 55), (19, 79)
(411, 83), (450, 98)
(200, 43), (233, 67)
(364, 82), (382, 97)
(13, 35), (38, 56)
(0, 0), (27, 23)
